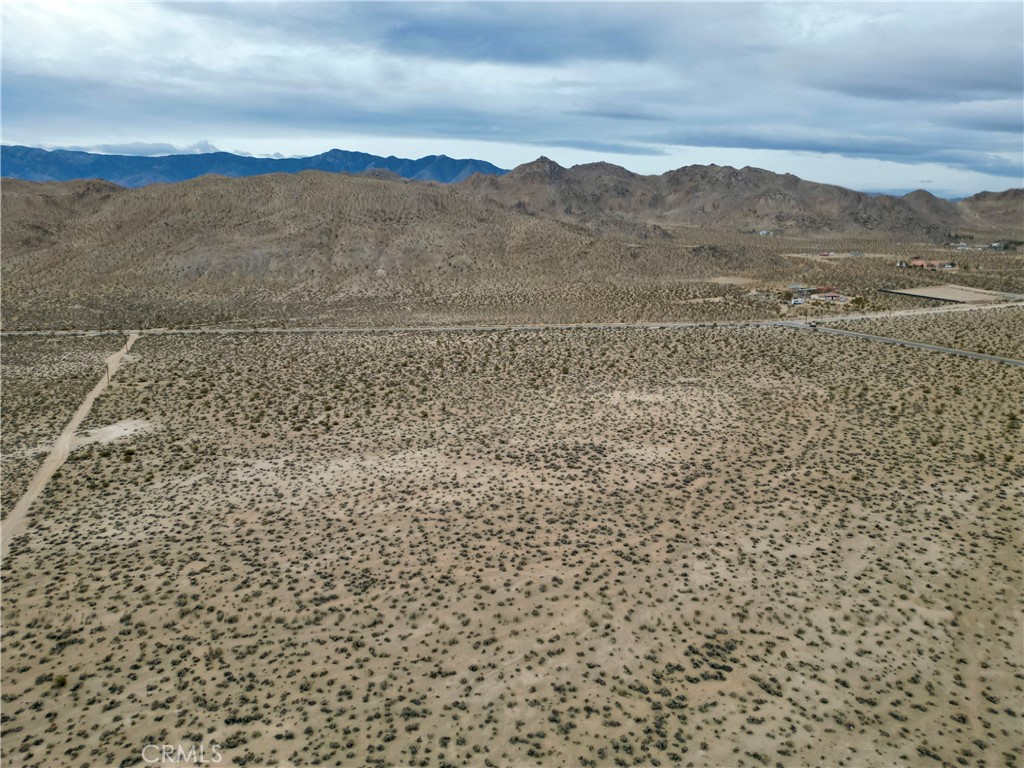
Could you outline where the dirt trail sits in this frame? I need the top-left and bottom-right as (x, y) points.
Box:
(1, 334), (138, 559)
(778, 322), (1024, 367)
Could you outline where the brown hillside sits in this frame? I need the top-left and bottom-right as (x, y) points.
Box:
(3, 163), (1021, 329)
(2, 171), (770, 328)
(957, 189), (1024, 235)
(1, 171), (605, 293)
(466, 158), (1020, 237)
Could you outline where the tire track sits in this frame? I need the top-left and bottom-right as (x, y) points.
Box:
(1, 334), (138, 559)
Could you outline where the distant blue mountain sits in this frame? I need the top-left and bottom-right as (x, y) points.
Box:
(0, 145), (508, 187)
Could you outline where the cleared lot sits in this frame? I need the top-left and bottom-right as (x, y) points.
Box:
(880, 284), (1024, 303)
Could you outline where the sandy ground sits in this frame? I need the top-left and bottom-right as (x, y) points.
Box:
(72, 419), (152, 449)
(824, 305), (1024, 361)
(1, 323), (1020, 768)
(0, 335), (128, 522)
(1, 334), (137, 557)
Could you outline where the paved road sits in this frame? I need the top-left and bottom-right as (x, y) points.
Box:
(2, 299), (1021, 339)
(793, 300), (1024, 323)
(1, 320), (737, 337)
(777, 321), (1024, 367)
(1, 302), (1021, 371)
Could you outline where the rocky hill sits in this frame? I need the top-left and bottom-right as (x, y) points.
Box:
(1, 172), (631, 328)
(2, 159), (1020, 329)
(466, 158), (1020, 237)
(957, 189), (1024, 233)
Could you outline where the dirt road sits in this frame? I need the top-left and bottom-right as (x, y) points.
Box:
(1, 333), (138, 559)
(777, 322), (1024, 367)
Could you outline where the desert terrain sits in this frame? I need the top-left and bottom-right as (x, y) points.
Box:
(2, 315), (1022, 767)
(0, 335), (127, 522)
(2, 166), (1022, 767)
(2, 168), (1022, 332)
(825, 306), (1024, 361)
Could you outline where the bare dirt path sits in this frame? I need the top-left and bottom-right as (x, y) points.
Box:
(1, 333), (138, 559)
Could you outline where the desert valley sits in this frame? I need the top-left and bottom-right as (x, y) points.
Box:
(1, 157), (1022, 768)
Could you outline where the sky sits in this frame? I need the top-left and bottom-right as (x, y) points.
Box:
(2, 1), (1022, 197)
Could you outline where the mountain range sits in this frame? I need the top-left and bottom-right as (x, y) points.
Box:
(2, 151), (1021, 330)
(472, 158), (1023, 236)
(3, 145), (1019, 235)
(0, 145), (507, 186)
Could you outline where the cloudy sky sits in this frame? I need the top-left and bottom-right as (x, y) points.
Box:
(2, 1), (1022, 195)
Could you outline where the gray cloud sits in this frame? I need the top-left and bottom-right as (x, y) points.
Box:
(537, 139), (668, 157)
(571, 108), (672, 123)
(929, 100), (1024, 135)
(166, 2), (670, 65)
(2, 2), (1021, 194)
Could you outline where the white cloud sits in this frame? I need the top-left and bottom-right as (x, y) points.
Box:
(59, 140), (221, 156)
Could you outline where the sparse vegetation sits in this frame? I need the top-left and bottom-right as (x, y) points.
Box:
(826, 305), (1024, 360)
(2, 171), (1021, 766)
(3, 174), (1022, 332)
(2, 323), (1021, 766)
